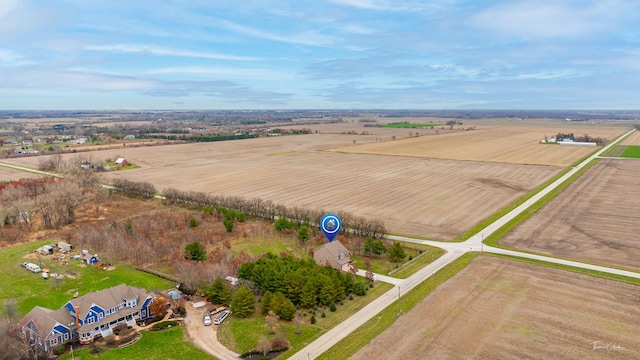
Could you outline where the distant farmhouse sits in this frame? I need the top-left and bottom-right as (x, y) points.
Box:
(114, 157), (129, 166)
(18, 285), (156, 352)
(313, 240), (354, 272)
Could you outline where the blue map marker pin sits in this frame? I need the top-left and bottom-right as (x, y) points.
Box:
(320, 214), (341, 242)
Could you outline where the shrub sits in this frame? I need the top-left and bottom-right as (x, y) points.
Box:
(189, 217), (197, 227)
(90, 346), (104, 355)
(329, 303), (336, 312)
(152, 321), (177, 330)
(321, 311), (326, 318)
(53, 344), (66, 356)
(349, 294), (354, 300)
(310, 315), (316, 324)
(353, 282), (367, 296)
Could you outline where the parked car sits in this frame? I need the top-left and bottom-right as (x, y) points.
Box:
(203, 314), (212, 326)
(213, 310), (230, 325)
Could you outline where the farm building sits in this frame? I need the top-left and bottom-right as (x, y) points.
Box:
(18, 284), (156, 352)
(36, 245), (54, 255)
(114, 157), (129, 166)
(313, 240), (354, 272)
(57, 241), (74, 252)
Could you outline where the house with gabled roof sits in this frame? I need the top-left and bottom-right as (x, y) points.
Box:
(18, 284), (155, 352)
(114, 157), (129, 166)
(313, 240), (353, 272)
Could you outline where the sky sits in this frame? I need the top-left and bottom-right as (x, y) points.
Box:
(0, 0), (638, 110)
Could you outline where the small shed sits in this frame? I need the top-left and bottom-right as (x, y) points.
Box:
(57, 241), (74, 252)
(114, 157), (129, 166)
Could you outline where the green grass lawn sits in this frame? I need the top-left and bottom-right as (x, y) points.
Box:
(55, 326), (211, 360)
(218, 281), (393, 358)
(351, 244), (444, 278)
(1, 240), (173, 315)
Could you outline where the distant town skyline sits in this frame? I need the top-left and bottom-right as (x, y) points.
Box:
(1, 0), (639, 110)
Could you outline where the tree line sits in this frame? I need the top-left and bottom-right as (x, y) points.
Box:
(162, 187), (387, 239)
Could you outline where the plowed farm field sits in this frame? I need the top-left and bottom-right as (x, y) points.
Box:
(351, 256), (640, 360)
(0, 166), (40, 182)
(2, 122), (629, 239)
(500, 158), (640, 271)
(331, 125), (625, 166)
(621, 130), (640, 145)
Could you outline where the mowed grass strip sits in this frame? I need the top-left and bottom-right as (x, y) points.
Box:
(55, 326), (211, 360)
(317, 252), (477, 360)
(1, 240), (173, 315)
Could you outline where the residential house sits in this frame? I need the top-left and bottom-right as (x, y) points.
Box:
(313, 240), (354, 272)
(18, 284), (155, 352)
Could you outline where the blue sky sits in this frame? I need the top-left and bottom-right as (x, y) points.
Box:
(0, 0), (638, 110)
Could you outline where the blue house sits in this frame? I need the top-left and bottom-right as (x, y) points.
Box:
(18, 284), (156, 352)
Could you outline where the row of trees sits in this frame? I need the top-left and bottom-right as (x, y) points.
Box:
(163, 187), (387, 239)
(111, 178), (157, 199)
(552, 132), (609, 145)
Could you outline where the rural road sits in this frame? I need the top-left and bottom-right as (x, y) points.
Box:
(0, 161), (63, 177)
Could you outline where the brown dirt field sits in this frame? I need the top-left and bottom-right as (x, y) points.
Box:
(0, 166), (40, 182)
(331, 124), (627, 166)
(621, 130), (640, 145)
(2, 134), (559, 239)
(351, 256), (640, 360)
(500, 158), (640, 271)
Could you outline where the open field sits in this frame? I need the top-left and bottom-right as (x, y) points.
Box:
(350, 256), (640, 360)
(331, 124), (627, 166)
(0, 166), (41, 182)
(500, 158), (640, 271)
(3, 134), (558, 240)
(1, 120), (630, 240)
(621, 130), (640, 145)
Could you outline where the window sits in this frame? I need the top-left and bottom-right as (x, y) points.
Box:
(64, 333), (69, 341)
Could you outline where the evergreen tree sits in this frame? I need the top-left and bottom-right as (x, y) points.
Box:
(299, 281), (317, 308)
(232, 285), (255, 318)
(203, 278), (232, 305)
(261, 291), (273, 315)
(270, 292), (297, 321)
(389, 242), (407, 262)
(184, 241), (207, 261)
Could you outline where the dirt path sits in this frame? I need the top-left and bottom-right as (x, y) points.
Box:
(183, 303), (239, 360)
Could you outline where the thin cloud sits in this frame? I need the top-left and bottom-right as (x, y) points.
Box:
(212, 17), (334, 46)
(472, 0), (629, 39)
(86, 44), (260, 61)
